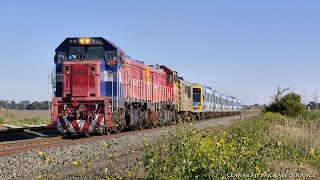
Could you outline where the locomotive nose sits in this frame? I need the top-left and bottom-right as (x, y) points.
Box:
(63, 61), (101, 98)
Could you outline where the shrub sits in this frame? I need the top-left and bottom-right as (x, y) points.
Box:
(265, 93), (306, 117)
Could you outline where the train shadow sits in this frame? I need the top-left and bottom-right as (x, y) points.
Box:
(0, 127), (63, 142)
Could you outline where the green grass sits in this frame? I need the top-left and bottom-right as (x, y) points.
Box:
(0, 110), (50, 125)
(143, 112), (320, 179)
(6, 117), (50, 126)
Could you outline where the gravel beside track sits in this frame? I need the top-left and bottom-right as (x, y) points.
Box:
(0, 112), (259, 179)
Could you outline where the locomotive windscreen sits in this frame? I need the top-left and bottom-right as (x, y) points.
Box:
(67, 46), (104, 60)
(88, 46), (104, 59)
(193, 88), (201, 102)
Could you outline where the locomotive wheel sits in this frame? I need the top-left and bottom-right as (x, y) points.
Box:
(171, 120), (176, 126)
(131, 126), (137, 131)
(111, 127), (120, 134)
(103, 127), (111, 135)
(138, 122), (144, 130)
(63, 133), (73, 139)
(153, 123), (158, 128)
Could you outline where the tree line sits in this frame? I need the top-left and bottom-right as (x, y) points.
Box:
(0, 100), (51, 110)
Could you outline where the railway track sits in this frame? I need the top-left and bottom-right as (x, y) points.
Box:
(0, 111), (260, 156)
(0, 136), (65, 156)
(0, 124), (49, 132)
(0, 124), (173, 156)
(0, 124), (62, 142)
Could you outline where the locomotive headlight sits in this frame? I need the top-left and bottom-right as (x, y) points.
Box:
(65, 66), (70, 74)
(90, 65), (95, 74)
(85, 38), (91, 44)
(79, 38), (85, 44)
(79, 37), (91, 45)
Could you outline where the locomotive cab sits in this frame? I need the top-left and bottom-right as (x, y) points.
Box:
(192, 85), (203, 111)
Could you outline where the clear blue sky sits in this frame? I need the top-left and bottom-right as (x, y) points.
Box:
(0, 0), (319, 105)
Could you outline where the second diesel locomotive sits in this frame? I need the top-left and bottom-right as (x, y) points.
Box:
(49, 37), (242, 134)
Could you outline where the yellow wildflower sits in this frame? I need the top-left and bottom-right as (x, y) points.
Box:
(45, 157), (50, 163)
(79, 147), (83, 154)
(231, 166), (235, 171)
(36, 174), (41, 179)
(102, 142), (109, 147)
(276, 139), (281, 146)
(192, 167), (195, 172)
(38, 151), (44, 157)
(221, 131), (226, 136)
(73, 161), (79, 166)
(108, 154), (114, 159)
(255, 165), (261, 173)
(164, 146), (169, 152)
(128, 171), (134, 177)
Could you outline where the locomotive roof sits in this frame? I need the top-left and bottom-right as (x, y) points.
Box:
(55, 37), (123, 52)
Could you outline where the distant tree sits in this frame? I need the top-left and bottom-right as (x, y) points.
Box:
(0, 100), (9, 109)
(26, 104), (35, 110)
(9, 101), (17, 109)
(265, 92), (306, 117)
(16, 103), (26, 110)
(21, 100), (31, 105)
(0, 99), (50, 110)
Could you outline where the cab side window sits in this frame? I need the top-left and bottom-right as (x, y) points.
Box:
(58, 52), (66, 64)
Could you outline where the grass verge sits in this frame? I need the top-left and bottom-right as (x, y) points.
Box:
(143, 112), (320, 179)
(0, 110), (50, 125)
(6, 117), (50, 126)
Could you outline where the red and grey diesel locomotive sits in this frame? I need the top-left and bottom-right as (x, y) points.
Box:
(49, 37), (242, 134)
